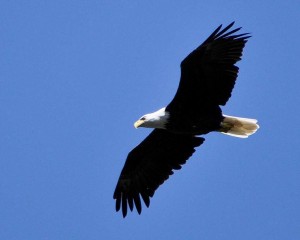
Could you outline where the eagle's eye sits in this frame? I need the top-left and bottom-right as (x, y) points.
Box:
(140, 117), (146, 121)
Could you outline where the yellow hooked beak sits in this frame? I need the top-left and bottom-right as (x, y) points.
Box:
(134, 119), (145, 128)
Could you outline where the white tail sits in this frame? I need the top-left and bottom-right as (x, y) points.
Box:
(220, 114), (259, 138)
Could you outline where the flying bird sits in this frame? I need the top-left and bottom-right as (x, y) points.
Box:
(113, 22), (259, 217)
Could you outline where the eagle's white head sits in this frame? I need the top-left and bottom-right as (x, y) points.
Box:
(134, 107), (169, 129)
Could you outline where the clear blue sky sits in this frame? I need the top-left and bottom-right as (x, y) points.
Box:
(1, 1), (299, 239)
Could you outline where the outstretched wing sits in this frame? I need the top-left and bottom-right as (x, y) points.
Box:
(167, 22), (250, 112)
(113, 129), (204, 217)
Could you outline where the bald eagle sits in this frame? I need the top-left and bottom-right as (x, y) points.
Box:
(113, 22), (259, 217)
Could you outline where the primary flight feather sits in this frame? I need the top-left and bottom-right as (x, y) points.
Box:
(113, 22), (259, 217)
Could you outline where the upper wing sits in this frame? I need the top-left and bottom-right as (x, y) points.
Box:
(167, 22), (250, 112)
(113, 129), (204, 217)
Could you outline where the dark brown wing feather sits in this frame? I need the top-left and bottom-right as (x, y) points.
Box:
(113, 129), (204, 217)
(167, 22), (250, 112)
